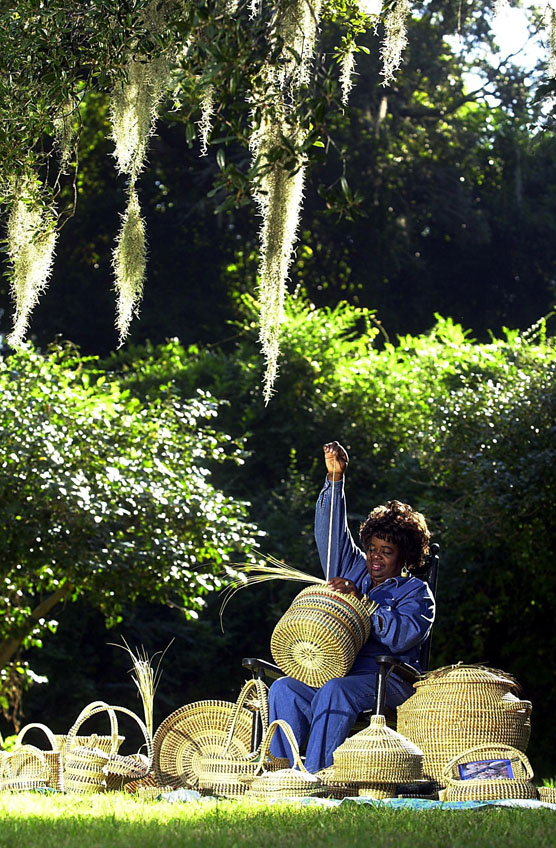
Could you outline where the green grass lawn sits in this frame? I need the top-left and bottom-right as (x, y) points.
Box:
(1, 793), (555, 848)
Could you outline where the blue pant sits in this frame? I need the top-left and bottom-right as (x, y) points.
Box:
(268, 671), (412, 774)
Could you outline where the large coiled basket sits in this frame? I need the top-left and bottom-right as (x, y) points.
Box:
(270, 585), (372, 687)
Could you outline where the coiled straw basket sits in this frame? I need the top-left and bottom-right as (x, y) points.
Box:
(245, 720), (324, 800)
(0, 745), (50, 792)
(14, 723), (64, 791)
(270, 585), (372, 687)
(197, 678), (288, 797)
(397, 665), (532, 784)
(64, 701), (153, 794)
(441, 743), (537, 802)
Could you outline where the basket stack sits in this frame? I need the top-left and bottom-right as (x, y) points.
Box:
(397, 665), (532, 784)
(441, 743), (537, 802)
(332, 714), (424, 798)
(271, 585), (372, 687)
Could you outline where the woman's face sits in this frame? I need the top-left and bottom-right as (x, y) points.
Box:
(366, 535), (403, 585)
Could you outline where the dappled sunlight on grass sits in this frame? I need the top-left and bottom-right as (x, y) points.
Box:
(1, 793), (556, 848)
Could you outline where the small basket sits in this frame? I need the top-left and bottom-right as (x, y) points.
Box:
(271, 586), (372, 688)
(315, 767), (358, 799)
(0, 744), (50, 792)
(537, 787), (556, 804)
(246, 720), (324, 800)
(15, 723), (64, 791)
(65, 701), (153, 794)
(441, 743), (537, 802)
(197, 678), (287, 798)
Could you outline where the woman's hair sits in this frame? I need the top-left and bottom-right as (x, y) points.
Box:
(359, 500), (431, 571)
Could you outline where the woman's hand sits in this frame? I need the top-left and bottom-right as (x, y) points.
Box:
(328, 576), (362, 599)
(323, 441), (349, 481)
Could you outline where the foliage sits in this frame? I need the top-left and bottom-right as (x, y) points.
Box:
(0, 341), (260, 718)
(90, 295), (556, 771)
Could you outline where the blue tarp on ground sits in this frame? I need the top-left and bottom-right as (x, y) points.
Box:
(159, 788), (556, 810)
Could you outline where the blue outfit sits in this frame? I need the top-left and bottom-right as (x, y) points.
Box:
(268, 476), (435, 773)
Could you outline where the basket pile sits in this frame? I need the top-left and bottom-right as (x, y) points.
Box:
(271, 585), (373, 687)
(332, 714), (424, 798)
(397, 665), (532, 783)
(441, 743), (537, 802)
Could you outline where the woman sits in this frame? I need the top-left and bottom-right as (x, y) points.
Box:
(268, 441), (435, 773)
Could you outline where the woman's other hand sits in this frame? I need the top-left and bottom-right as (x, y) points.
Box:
(323, 441), (349, 481)
(328, 576), (362, 599)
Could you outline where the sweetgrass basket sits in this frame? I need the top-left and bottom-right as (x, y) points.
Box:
(65, 702), (153, 794)
(397, 665), (532, 783)
(153, 697), (255, 790)
(0, 744), (50, 792)
(270, 585), (373, 688)
(245, 720), (324, 800)
(197, 678), (288, 797)
(315, 767), (358, 799)
(15, 723), (64, 791)
(333, 714), (424, 784)
(441, 743), (537, 802)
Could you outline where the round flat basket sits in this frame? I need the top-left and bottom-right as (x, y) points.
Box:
(271, 586), (371, 688)
(153, 700), (253, 789)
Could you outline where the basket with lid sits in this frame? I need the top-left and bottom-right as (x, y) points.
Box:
(396, 665), (532, 783)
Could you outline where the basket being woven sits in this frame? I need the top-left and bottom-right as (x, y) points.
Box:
(441, 743), (537, 802)
(333, 714), (424, 784)
(397, 665), (532, 783)
(271, 585), (372, 688)
(15, 723), (64, 791)
(246, 720), (324, 800)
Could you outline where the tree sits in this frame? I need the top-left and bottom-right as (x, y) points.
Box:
(0, 341), (260, 721)
(1, 0), (553, 398)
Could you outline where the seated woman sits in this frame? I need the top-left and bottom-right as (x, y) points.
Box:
(268, 441), (435, 773)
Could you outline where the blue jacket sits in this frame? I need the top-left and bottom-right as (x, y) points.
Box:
(314, 476), (435, 674)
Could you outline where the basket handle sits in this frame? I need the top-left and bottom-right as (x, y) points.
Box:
(65, 701), (120, 756)
(15, 723), (58, 753)
(222, 678), (269, 755)
(442, 743), (534, 783)
(255, 719), (308, 776)
(104, 705), (154, 768)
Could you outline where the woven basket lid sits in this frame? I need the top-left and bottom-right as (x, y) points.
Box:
(333, 715), (424, 783)
(415, 664), (520, 692)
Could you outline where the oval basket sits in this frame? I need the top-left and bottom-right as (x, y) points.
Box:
(441, 743), (537, 802)
(270, 585), (372, 687)
(246, 720), (324, 800)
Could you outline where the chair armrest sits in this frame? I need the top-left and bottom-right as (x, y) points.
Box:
(375, 655), (421, 684)
(242, 657), (283, 680)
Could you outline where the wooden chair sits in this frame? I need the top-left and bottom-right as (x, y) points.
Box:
(242, 543), (440, 751)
